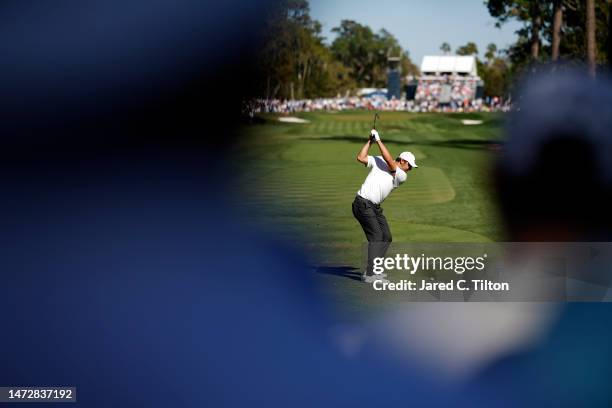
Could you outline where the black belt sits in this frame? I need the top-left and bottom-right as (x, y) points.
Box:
(355, 195), (380, 208)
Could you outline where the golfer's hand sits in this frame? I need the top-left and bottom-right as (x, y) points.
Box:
(370, 129), (380, 142)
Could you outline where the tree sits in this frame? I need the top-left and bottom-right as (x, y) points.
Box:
(331, 20), (418, 88)
(257, 0), (340, 99)
(486, 0), (546, 61)
(482, 57), (511, 97)
(489, 0), (609, 69)
(440, 42), (451, 54)
(457, 42), (510, 97)
(551, 0), (609, 67)
(456, 42), (479, 56)
(551, 0), (564, 61)
(529, 1), (544, 59)
(255, 1), (420, 98)
(485, 43), (498, 63)
(304, 49), (355, 97)
(608, 0), (612, 70)
(331, 20), (381, 86)
(400, 51), (420, 77)
(586, 0), (597, 76)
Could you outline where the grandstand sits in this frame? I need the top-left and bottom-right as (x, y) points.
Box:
(412, 55), (483, 110)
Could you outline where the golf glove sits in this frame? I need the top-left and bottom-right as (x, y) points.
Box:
(370, 129), (380, 142)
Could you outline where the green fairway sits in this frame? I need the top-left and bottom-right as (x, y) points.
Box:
(235, 110), (505, 315)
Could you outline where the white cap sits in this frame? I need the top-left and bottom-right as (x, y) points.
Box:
(398, 151), (418, 168)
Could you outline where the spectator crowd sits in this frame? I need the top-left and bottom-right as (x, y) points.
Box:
(244, 92), (511, 118)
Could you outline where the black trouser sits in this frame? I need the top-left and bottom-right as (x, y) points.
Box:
(352, 195), (392, 276)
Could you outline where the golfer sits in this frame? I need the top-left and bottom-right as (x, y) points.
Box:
(353, 129), (417, 283)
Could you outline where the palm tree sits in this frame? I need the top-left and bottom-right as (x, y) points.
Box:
(586, 0), (596, 77)
(439, 42), (451, 55)
(485, 43), (498, 64)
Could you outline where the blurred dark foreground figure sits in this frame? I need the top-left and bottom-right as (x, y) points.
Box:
(0, 1), (450, 406)
(496, 73), (612, 242)
(3, 2), (612, 407)
(465, 73), (612, 407)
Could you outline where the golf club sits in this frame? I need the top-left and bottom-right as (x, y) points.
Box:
(371, 112), (380, 142)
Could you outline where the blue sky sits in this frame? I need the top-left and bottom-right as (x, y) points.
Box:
(310, 0), (522, 66)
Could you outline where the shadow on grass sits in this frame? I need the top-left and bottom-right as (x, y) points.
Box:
(306, 135), (502, 151)
(315, 265), (362, 281)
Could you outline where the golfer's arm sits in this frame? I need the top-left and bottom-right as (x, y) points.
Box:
(356, 140), (371, 165)
(376, 140), (397, 171)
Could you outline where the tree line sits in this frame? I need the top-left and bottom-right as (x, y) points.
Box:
(255, 0), (611, 100)
(256, 0), (418, 100)
(486, 0), (610, 77)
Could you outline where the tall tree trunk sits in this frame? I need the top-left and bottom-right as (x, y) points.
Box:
(530, 3), (543, 60)
(586, 0), (597, 77)
(552, 0), (564, 62)
(298, 60), (309, 99)
(608, 0), (612, 71)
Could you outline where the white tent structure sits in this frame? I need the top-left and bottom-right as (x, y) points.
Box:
(420, 56), (478, 77)
(410, 55), (483, 107)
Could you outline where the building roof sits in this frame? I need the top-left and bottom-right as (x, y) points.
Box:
(421, 56), (478, 76)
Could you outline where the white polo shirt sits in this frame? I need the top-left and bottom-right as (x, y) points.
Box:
(357, 156), (408, 204)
